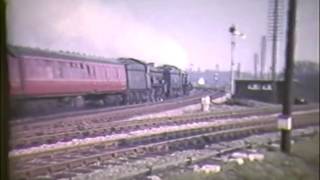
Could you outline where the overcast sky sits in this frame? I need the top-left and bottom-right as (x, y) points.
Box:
(6, 0), (319, 72)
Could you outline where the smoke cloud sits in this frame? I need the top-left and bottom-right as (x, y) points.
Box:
(6, 0), (189, 68)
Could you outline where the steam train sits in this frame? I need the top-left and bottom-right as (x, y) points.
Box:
(8, 46), (192, 115)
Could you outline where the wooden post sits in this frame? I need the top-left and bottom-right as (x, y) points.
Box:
(279, 0), (297, 153)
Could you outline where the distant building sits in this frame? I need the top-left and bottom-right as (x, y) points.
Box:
(234, 80), (296, 103)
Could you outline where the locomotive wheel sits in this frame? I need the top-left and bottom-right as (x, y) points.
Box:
(103, 96), (111, 106)
(149, 89), (155, 102)
(128, 92), (134, 105)
(138, 93), (144, 103)
(133, 92), (139, 104)
(121, 94), (128, 105)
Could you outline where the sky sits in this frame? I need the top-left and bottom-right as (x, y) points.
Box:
(6, 0), (319, 73)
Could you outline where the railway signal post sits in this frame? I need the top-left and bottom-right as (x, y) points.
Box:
(278, 0), (297, 153)
(228, 25), (246, 95)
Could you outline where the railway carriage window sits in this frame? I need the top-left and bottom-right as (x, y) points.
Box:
(77, 63), (83, 79)
(79, 63), (86, 78)
(92, 66), (96, 78)
(58, 62), (64, 78)
(86, 64), (91, 76)
(71, 62), (76, 68)
(109, 68), (114, 80)
(68, 62), (74, 78)
(52, 62), (63, 79)
(105, 70), (108, 80)
(26, 59), (37, 79)
(8, 58), (19, 82)
(109, 68), (113, 80)
(61, 62), (71, 79)
(45, 61), (54, 79)
(38, 60), (47, 80)
(115, 68), (119, 79)
(114, 69), (117, 80)
(96, 66), (101, 80)
(101, 67), (105, 80)
(29, 59), (40, 79)
(52, 62), (59, 78)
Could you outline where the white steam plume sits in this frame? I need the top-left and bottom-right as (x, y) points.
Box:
(6, 0), (189, 68)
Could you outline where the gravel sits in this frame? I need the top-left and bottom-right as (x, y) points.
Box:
(70, 126), (318, 180)
(9, 114), (264, 157)
(10, 108), (317, 158)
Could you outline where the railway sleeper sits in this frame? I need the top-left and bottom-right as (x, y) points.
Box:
(51, 172), (77, 180)
(20, 121), (260, 160)
(70, 167), (93, 174)
(84, 158), (100, 167)
(178, 141), (189, 149)
(160, 145), (170, 152)
(146, 136), (159, 143)
(125, 150), (139, 158)
(176, 141), (192, 149)
(13, 113), (318, 170)
(131, 148), (145, 157)
(77, 146), (93, 154)
(168, 143), (179, 151)
(67, 159), (84, 170)
(20, 168), (49, 180)
(48, 164), (68, 175)
(45, 138), (58, 145)
(98, 154), (114, 163)
(148, 145), (162, 153)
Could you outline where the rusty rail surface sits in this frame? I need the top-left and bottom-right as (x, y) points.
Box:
(10, 104), (317, 150)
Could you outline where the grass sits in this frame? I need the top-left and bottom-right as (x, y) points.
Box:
(165, 134), (319, 180)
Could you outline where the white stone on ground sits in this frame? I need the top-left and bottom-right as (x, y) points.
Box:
(228, 158), (245, 165)
(147, 175), (162, 180)
(193, 164), (221, 174)
(248, 153), (264, 162)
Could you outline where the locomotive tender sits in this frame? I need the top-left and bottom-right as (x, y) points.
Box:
(8, 46), (192, 115)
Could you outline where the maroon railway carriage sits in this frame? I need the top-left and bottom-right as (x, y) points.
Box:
(8, 46), (127, 114)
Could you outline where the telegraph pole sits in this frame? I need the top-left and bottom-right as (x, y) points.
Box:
(229, 25), (245, 95)
(236, 62), (241, 79)
(260, 36), (267, 80)
(278, 0), (297, 153)
(270, 0), (279, 82)
(230, 31), (236, 95)
(214, 64), (219, 89)
(254, 53), (259, 80)
(268, 0), (285, 102)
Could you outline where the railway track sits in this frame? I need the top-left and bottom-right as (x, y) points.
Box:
(10, 91), (220, 130)
(9, 92), (224, 148)
(10, 90), (220, 126)
(10, 108), (319, 180)
(9, 104), (317, 150)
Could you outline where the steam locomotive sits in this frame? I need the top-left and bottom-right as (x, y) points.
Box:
(8, 46), (192, 115)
